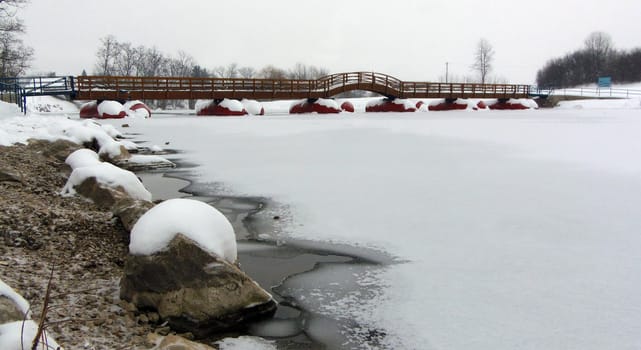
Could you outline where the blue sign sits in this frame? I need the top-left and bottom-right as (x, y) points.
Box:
(598, 76), (612, 88)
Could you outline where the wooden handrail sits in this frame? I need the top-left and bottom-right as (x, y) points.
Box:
(74, 72), (531, 100)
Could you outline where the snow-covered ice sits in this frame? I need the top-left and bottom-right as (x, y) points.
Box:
(107, 100), (641, 350)
(129, 198), (237, 262)
(3, 96), (641, 348)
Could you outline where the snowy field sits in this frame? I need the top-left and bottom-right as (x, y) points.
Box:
(96, 100), (641, 350)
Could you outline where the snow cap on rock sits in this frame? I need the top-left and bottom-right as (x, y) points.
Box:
(130, 198), (237, 263)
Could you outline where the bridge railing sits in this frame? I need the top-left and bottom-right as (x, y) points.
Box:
(75, 73), (531, 100)
(76, 76), (320, 94)
(401, 82), (530, 97)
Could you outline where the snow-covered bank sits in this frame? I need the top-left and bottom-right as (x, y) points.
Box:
(106, 101), (641, 349)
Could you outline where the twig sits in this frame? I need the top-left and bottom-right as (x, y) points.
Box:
(32, 264), (55, 350)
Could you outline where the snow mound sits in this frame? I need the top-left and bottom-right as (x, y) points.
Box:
(65, 148), (101, 169)
(130, 198), (237, 263)
(61, 154), (152, 202)
(0, 321), (62, 350)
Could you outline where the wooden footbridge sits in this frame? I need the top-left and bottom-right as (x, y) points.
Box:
(2, 72), (531, 111)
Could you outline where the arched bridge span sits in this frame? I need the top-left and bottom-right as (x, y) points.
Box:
(73, 72), (530, 101)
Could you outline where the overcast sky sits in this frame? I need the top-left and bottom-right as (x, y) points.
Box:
(20, 0), (641, 83)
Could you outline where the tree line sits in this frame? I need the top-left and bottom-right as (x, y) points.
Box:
(536, 32), (641, 88)
(93, 35), (329, 80)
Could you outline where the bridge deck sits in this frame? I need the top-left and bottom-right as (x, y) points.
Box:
(74, 72), (530, 101)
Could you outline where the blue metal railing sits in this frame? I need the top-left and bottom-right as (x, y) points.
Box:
(0, 76), (76, 114)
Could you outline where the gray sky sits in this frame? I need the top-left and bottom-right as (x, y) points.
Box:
(20, 0), (641, 83)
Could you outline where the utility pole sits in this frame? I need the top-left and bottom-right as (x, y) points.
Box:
(445, 62), (449, 83)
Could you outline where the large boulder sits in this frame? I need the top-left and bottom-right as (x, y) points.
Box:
(120, 234), (276, 338)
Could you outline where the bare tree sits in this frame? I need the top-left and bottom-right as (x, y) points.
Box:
(238, 66), (256, 78)
(113, 41), (139, 76)
(472, 38), (494, 84)
(258, 65), (287, 79)
(584, 31), (613, 78)
(167, 50), (195, 76)
(0, 0), (32, 77)
(94, 35), (118, 75)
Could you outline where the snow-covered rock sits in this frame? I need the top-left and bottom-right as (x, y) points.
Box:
(129, 198), (236, 262)
(121, 233), (276, 338)
(61, 151), (152, 203)
(97, 101), (127, 119)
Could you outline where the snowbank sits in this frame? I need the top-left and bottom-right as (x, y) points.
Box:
(129, 198), (237, 263)
(26, 95), (79, 115)
(0, 101), (20, 118)
(61, 150), (152, 202)
(557, 98), (641, 110)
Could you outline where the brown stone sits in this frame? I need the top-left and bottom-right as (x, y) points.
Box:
(120, 234), (276, 338)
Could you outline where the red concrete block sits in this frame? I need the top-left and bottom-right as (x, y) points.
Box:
(341, 101), (355, 112)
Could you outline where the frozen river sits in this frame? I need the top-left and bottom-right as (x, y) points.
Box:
(109, 105), (641, 349)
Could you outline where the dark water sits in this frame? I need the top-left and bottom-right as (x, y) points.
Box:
(138, 167), (392, 349)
